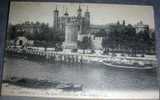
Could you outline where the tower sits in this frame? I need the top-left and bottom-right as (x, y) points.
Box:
(77, 5), (82, 18)
(64, 8), (69, 23)
(77, 5), (83, 34)
(64, 8), (69, 17)
(84, 6), (90, 32)
(122, 20), (125, 25)
(53, 5), (59, 32)
(61, 8), (69, 33)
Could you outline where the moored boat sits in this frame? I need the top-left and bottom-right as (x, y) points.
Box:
(56, 83), (83, 91)
(3, 77), (83, 91)
(101, 60), (157, 70)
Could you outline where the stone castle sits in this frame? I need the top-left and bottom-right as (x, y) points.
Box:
(53, 5), (91, 49)
(53, 5), (150, 50)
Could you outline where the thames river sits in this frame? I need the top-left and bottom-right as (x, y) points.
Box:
(3, 57), (158, 91)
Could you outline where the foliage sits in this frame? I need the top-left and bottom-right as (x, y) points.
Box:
(101, 23), (155, 55)
(7, 21), (65, 47)
(78, 36), (91, 51)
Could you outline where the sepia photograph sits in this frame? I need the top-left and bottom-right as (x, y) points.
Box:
(1, 1), (159, 99)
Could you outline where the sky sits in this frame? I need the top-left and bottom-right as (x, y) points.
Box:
(9, 2), (155, 29)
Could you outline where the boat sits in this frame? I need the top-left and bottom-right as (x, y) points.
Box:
(56, 83), (73, 89)
(4, 77), (83, 91)
(102, 60), (157, 70)
(72, 84), (83, 91)
(56, 83), (83, 91)
(3, 77), (60, 88)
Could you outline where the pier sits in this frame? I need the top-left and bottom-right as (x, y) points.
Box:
(5, 46), (157, 66)
(6, 47), (84, 64)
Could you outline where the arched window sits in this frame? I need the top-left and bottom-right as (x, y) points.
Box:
(78, 25), (80, 31)
(19, 40), (23, 45)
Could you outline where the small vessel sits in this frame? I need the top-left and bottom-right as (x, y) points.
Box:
(72, 84), (83, 91)
(102, 60), (157, 70)
(3, 77), (60, 88)
(56, 83), (73, 89)
(56, 83), (83, 91)
(4, 77), (83, 91)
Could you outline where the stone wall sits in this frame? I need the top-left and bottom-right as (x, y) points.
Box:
(63, 22), (78, 49)
(91, 36), (103, 50)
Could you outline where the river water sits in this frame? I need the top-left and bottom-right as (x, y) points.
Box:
(3, 57), (158, 91)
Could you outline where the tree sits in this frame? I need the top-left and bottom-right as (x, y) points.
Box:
(95, 29), (106, 37)
(123, 24), (137, 56)
(106, 24), (125, 52)
(7, 25), (17, 40)
(78, 36), (91, 54)
(102, 37), (110, 54)
(137, 29), (151, 56)
(149, 31), (156, 54)
(102, 23), (139, 56)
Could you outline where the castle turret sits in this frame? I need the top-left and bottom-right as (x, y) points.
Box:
(117, 21), (120, 25)
(122, 20), (125, 26)
(77, 5), (82, 18)
(85, 6), (90, 19)
(77, 5), (83, 34)
(64, 8), (69, 16)
(53, 5), (59, 32)
(84, 6), (90, 32)
(64, 8), (69, 23)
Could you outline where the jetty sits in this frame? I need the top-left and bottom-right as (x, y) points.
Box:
(5, 46), (157, 69)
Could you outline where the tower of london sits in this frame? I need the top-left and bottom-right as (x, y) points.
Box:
(53, 5), (150, 50)
(53, 5), (90, 49)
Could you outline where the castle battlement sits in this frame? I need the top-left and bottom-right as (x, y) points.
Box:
(53, 5), (90, 33)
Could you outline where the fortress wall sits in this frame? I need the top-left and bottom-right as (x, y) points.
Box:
(91, 37), (103, 50)
(63, 22), (78, 49)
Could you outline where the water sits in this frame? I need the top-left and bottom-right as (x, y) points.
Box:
(3, 57), (158, 91)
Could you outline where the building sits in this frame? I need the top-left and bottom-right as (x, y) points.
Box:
(53, 5), (90, 49)
(53, 6), (151, 50)
(53, 6), (90, 34)
(90, 35), (103, 50)
(135, 21), (149, 33)
(63, 21), (79, 49)
(16, 36), (34, 46)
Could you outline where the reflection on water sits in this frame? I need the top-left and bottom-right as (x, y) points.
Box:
(3, 57), (158, 91)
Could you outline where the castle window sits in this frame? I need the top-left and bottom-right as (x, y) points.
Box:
(19, 40), (23, 45)
(78, 25), (80, 31)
